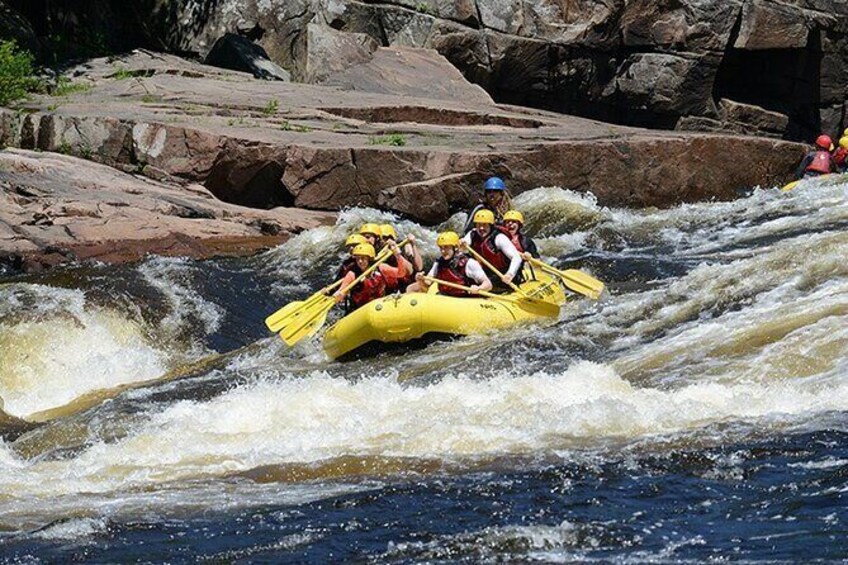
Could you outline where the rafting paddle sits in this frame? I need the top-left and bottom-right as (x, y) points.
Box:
(277, 241), (407, 346)
(456, 246), (563, 315)
(265, 279), (343, 333)
(421, 276), (560, 317)
(524, 256), (604, 300)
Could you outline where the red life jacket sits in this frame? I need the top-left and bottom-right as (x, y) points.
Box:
(505, 229), (533, 254)
(470, 228), (510, 273)
(434, 254), (473, 297)
(833, 147), (848, 167)
(806, 150), (833, 174)
(348, 265), (387, 308)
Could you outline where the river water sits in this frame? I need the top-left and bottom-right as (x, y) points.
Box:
(0, 180), (846, 562)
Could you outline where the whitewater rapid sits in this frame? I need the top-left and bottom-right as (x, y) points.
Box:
(0, 178), (845, 534)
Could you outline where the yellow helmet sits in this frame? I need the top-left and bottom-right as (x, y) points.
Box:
(503, 210), (524, 224)
(351, 243), (376, 259)
(840, 137), (848, 150)
(359, 223), (381, 237)
(380, 224), (397, 239)
(843, 128), (848, 137)
(472, 209), (495, 225)
(345, 234), (367, 247)
(436, 231), (460, 247)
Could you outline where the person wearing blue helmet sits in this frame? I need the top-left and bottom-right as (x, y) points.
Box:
(463, 176), (513, 234)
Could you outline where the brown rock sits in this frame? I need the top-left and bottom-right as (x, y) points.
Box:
(321, 46), (494, 105)
(0, 149), (335, 272)
(0, 51), (808, 232)
(304, 24), (379, 84)
(734, 0), (809, 50)
(719, 99), (789, 133)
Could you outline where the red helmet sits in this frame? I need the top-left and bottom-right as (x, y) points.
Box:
(815, 134), (833, 150)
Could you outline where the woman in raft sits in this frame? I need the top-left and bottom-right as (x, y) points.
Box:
(406, 231), (492, 296)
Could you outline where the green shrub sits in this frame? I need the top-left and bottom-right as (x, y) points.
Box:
(262, 99), (279, 115)
(368, 133), (407, 147)
(52, 77), (91, 97)
(0, 40), (40, 106)
(112, 67), (135, 80)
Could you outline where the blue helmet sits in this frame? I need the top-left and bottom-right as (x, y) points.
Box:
(483, 177), (506, 191)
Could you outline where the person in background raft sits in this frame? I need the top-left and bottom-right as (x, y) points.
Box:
(795, 135), (835, 179)
(406, 231), (492, 296)
(502, 210), (538, 258)
(833, 137), (848, 173)
(333, 242), (406, 312)
(334, 234), (367, 281)
(463, 177), (512, 234)
(460, 209), (523, 290)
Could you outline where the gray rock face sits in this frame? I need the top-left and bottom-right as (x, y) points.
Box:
(10, 0), (848, 140)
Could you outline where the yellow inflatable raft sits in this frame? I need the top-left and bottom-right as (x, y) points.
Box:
(322, 270), (566, 359)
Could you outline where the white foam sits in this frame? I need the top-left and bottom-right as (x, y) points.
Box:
(1, 358), (846, 501)
(0, 284), (167, 419)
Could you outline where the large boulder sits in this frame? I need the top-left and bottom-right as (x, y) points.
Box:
(204, 33), (291, 81)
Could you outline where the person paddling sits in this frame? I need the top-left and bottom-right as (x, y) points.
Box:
(463, 177), (512, 234)
(334, 234), (367, 280)
(380, 224), (420, 292)
(407, 231), (492, 296)
(460, 209), (522, 291)
(502, 210), (538, 258)
(795, 135), (835, 179)
(333, 242), (405, 311)
(358, 223), (383, 250)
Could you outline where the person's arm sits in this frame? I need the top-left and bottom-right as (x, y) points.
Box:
(405, 241), (424, 272)
(795, 153), (812, 179)
(494, 233), (522, 280)
(415, 263), (439, 291)
(463, 204), (483, 234)
(460, 232), (472, 249)
(465, 259), (492, 293)
(333, 271), (357, 302)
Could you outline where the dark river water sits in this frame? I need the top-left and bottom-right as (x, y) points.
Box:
(0, 180), (846, 562)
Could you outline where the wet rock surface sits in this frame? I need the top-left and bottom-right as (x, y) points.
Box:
(0, 50), (806, 272)
(0, 148), (335, 272)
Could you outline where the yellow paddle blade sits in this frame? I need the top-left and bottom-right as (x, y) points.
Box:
(279, 296), (335, 346)
(512, 296), (560, 317)
(781, 180), (800, 192)
(265, 298), (312, 333)
(560, 269), (605, 300)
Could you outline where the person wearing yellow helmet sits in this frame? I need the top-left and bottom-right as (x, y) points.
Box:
(358, 223), (383, 248)
(833, 137), (848, 173)
(379, 223), (423, 291)
(502, 210), (538, 258)
(463, 176), (513, 234)
(334, 234), (368, 281)
(332, 241), (406, 311)
(407, 231), (492, 296)
(460, 208), (523, 290)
